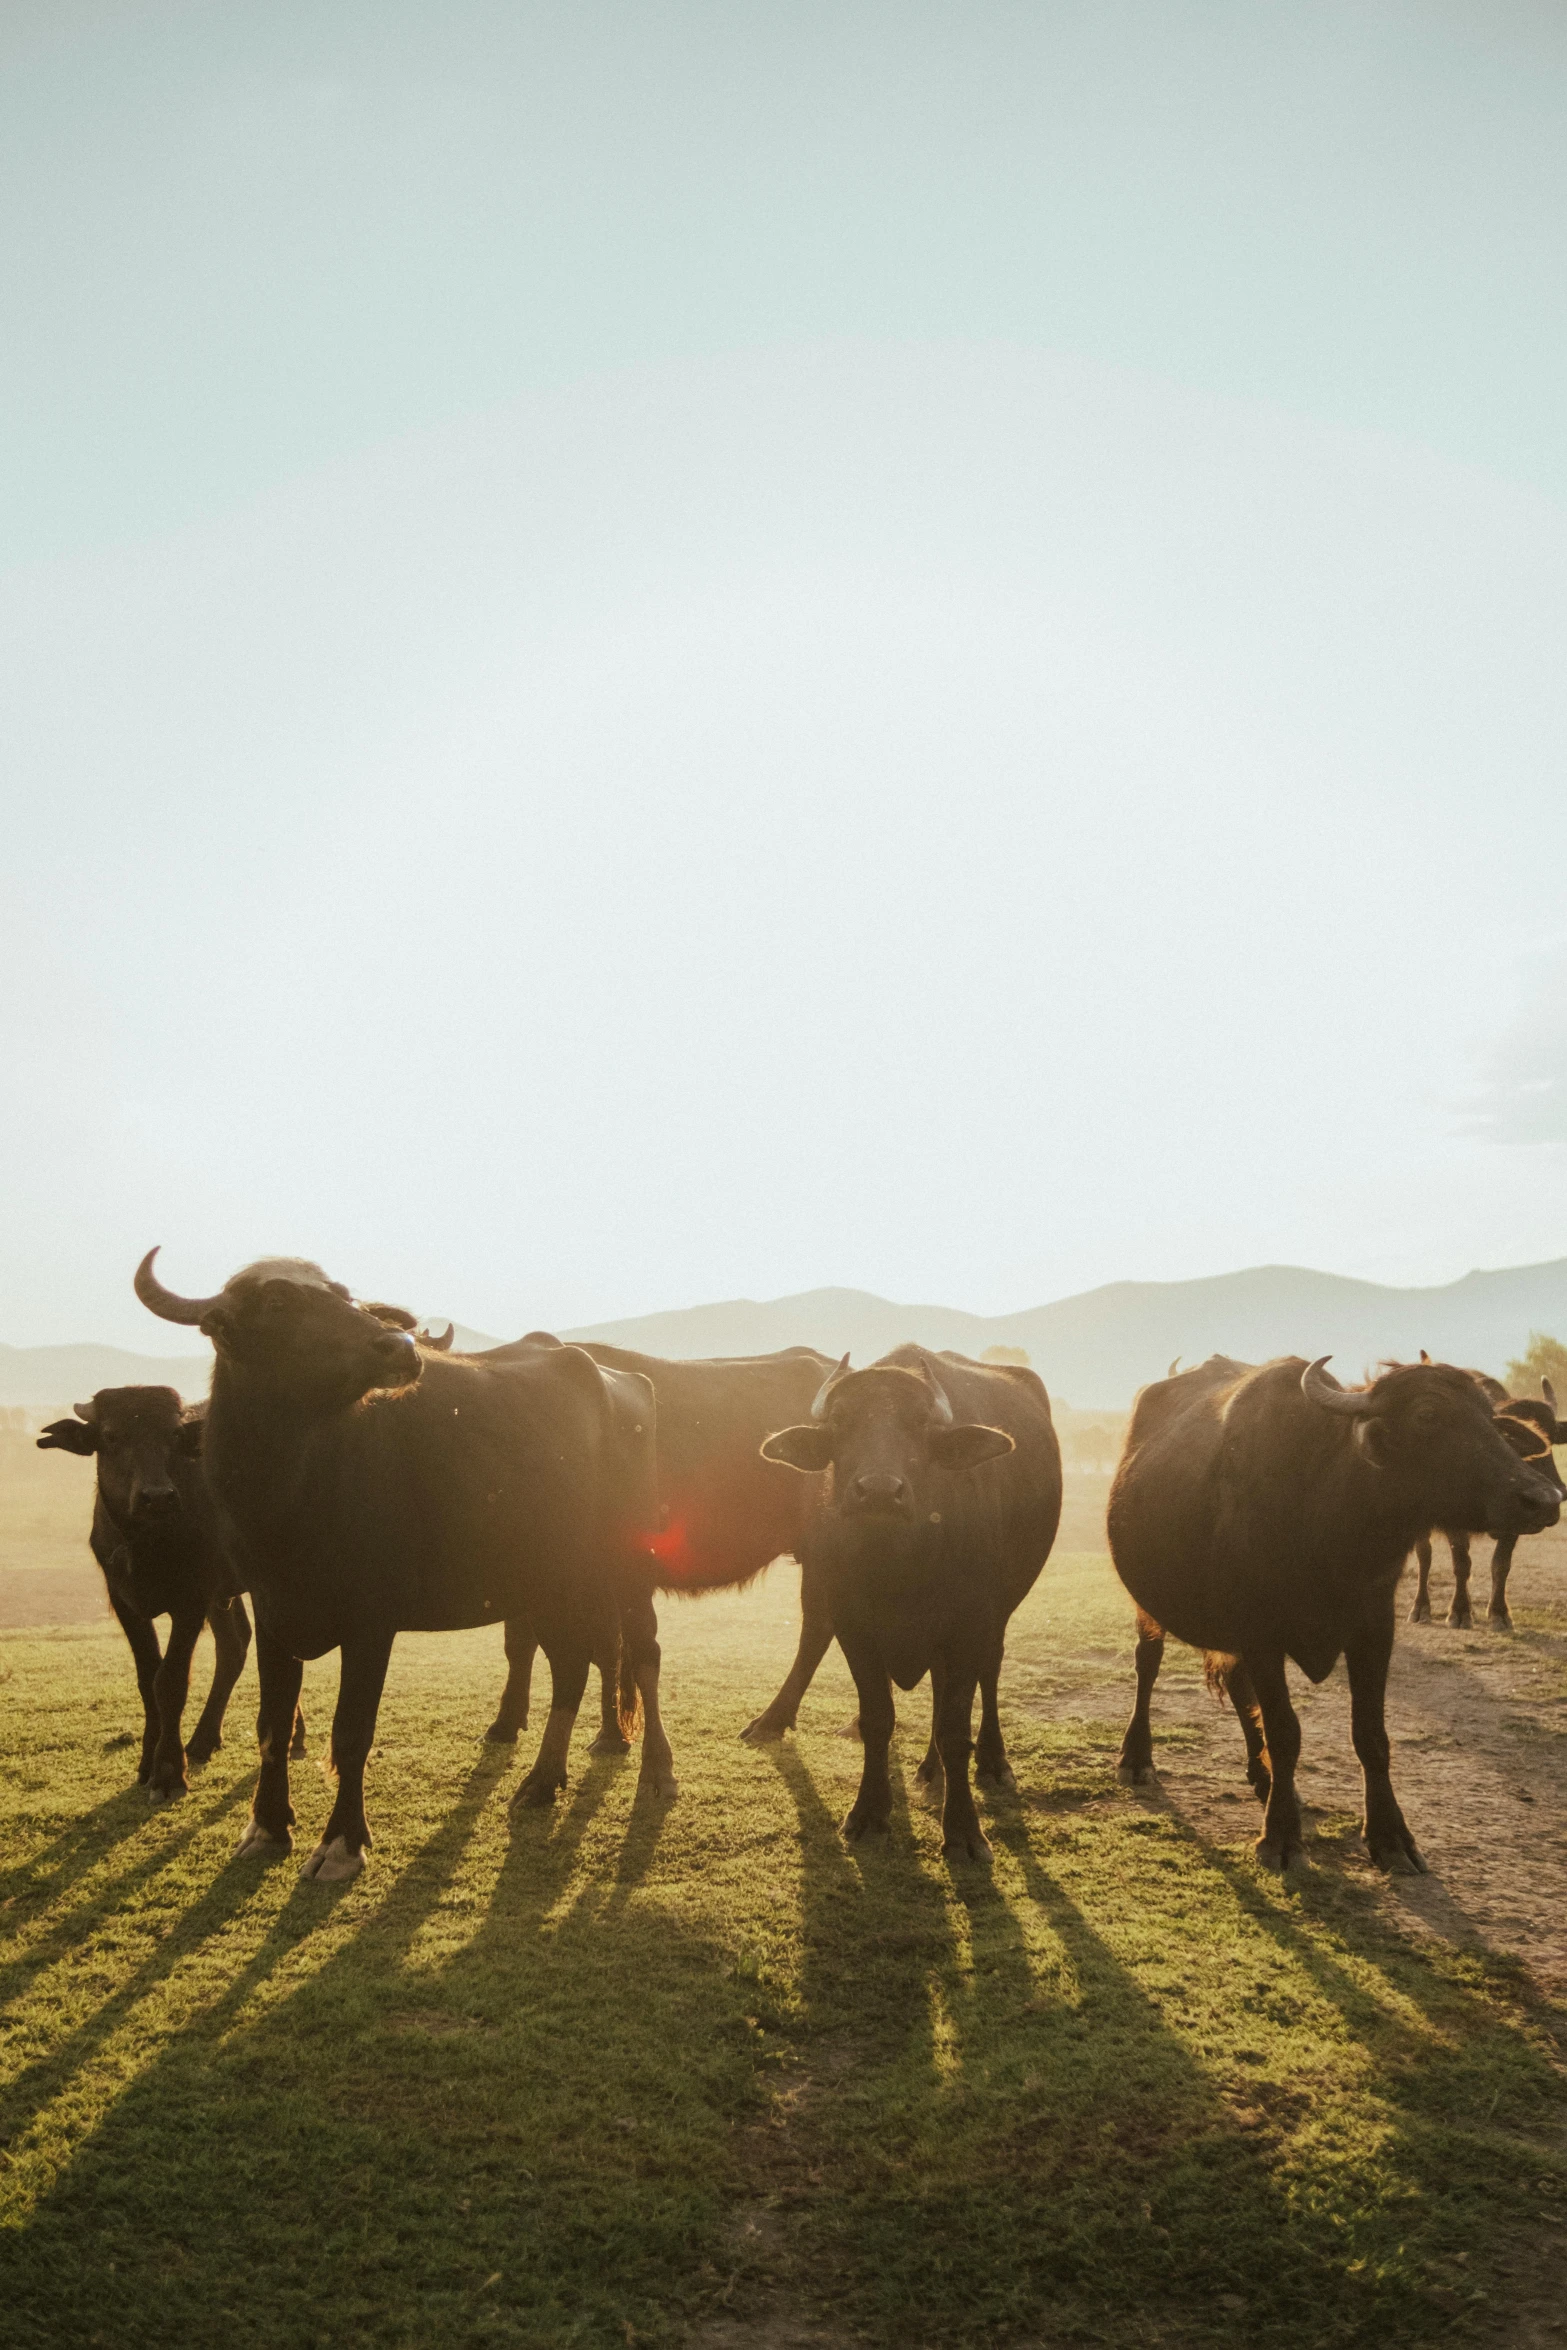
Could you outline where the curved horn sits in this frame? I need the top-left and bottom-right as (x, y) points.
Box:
(809, 1353), (851, 1420)
(134, 1247), (223, 1327)
(73, 1399), (97, 1423)
(1301, 1356), (1372, 1417)
(1542, 1376), (1557, 1413)
(1419, 1349), (1432, 1364)
(920, 1357), (955, 1424)
(421, 1322), (456, 1352)
(1167, 1356), (1181, 1379)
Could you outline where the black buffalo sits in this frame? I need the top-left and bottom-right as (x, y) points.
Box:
(1409, 1370), (1566, 1630)
(135, 1251), (658, 1880)
(480, 1340), (837, 1781)
(1108, 1354), (1561, 1873)
(37, 1386), (264, 1796)
(761, 1348), (1062, 1860)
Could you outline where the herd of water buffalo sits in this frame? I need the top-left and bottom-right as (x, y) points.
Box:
(32, 1250), (1567, 1885)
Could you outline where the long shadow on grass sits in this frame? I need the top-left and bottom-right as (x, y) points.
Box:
(5, 1744), (753, 2350)
(0, 1773), (254, 2009)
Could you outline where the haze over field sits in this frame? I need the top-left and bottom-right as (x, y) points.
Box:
(3, 5), (1566, 1346)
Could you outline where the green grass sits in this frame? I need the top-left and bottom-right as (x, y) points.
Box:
(1, 1551), (1564, 2348)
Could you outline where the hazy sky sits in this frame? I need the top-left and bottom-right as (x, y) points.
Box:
(4, 2), (1567, 1347)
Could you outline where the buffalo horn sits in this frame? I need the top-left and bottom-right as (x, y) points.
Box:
(1167, 1357), (1181, 1378)
(73, 1400), (97, 1423)
(809, 1353), (852, 1420)
(1543, 1376), (1557, 1413)
(134, 1247), (224, 1326)
(1300, 1356), (1372, 1416)
(920, 1357), (956, 1424)
(421, 1322), (456, 1352)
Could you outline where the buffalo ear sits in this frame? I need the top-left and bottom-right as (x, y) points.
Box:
(760, 1424), (835, 1474)
(1352, 1417), (1393, 1470)
(930, 1422), (1016, 1473)
(175, 1420), (205, 1459)
(38, 1417), (98, 1456)
(1496, 1416), (1551, 1466)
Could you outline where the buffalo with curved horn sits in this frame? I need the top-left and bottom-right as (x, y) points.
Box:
(1108, 1351), (1560, 1875)
(137, 1248), (660, 1879)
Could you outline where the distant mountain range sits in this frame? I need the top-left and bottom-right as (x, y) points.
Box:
(6, 1259), (1566, 1411)
(559, 1261), (1567, 1407)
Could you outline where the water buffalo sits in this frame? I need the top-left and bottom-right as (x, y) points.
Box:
(760, 1348), (1062, 1861)
(1409, 1373), (1566, 1630)
(135, 1250), (659, 1880)
(479, 1341), (836, 1778)
(37, 1387), (261, 1797)
(1108, 1355), (1561, 1874)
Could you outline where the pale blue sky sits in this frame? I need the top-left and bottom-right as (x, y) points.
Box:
(4, 4), (1567, 1345)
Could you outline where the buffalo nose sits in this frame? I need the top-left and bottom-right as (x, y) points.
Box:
(133, 1486), (177, 1516)
(846, 1471), (909, 1515)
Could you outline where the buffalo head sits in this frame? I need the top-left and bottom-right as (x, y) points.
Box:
(1301, 1356), (1560, 1539)
(37, 1385), (199, 1528)
(136, 1249), (422, 1415)
(760, 1355), (1013, 1523)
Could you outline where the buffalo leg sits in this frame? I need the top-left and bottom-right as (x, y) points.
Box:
(187, 1595), (253, 1765)
(1408, 1539), (1434, 1624)
(620, 1592), (677, 1798)
(589, 1616), (633, 1757)
(511, 1645), (592, 1810)
(1446, 1537), (1474, 1630)
(241, 1624), (305, 1858)
(304, 1629), (397, 1881)
(740, 1556), (837, 1745)
(1346, 1602), (1425, 1874)
(935, 1658), (987, 1861)
(1487, 1535), (1518, 1630)
(1117, 1613), (1165, 1784)
(1246, 1648), (1304, 1872)
(290, 1702), (308, 1757)
(839, 1637), (895, 1842)
(108, 1591), (164, 1785)
(484, 1619), (536, 1744)
(914, 1660), (945, 1810)
(1224, 1660), (1271, 1804)
(974, 1640), (1016, 1792)
(146, 1603), (205, 1799)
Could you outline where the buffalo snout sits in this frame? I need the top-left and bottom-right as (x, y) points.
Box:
(1492, 1472), (1561, 1540)
(843, 1470), (912, 1519)
(371, 1329), (423, 1386)
(130, 1479), (179, 1520)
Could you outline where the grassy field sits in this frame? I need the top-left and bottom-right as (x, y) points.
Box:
(2, 1487), (1566, 2349)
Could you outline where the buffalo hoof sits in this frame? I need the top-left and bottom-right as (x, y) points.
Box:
(1117, 1761), (1155, 1787)
(303, 1835), (365, 1884)
(914, 1767), (945, 1811)
(1254, 1836), (1304, 1874)
(483, 1719), (520, 1745)
(1447, 1611), (1473, 1632)
(842, 1805), (890, 1843)
(739, 1714), (789, 1746)
(637, 1767), (679, 1801)
(976, 1763), (1018, 1795)
(943, 1827), (992, 1863)
(1367, 1824), (1427, 1876)
(186, 1734), (220, 1767)
(1407, 1601), (1431, 1625)
(589, 1729), (632, 1758)
(511, 1772), (563, 1811)
(146, 1772), (189, 1804)
(236, 1817), (293, 1860)
(1487, 1612), (1514, 1634)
